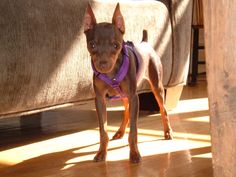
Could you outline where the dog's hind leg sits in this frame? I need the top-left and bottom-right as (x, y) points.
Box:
(148, 56), (173, 140)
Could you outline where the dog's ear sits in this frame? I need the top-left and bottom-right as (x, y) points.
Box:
(84, 3), (96, 33)
(112, 3), (125, 34)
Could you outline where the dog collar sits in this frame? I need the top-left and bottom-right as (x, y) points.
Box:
(92, 41), (140, 100)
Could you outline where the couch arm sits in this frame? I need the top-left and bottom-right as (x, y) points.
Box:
(165, 0), (193, 109)
(167, 0), (193, 87)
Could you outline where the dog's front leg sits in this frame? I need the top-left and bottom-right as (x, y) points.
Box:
(112, 98), (129, 140)
(128, 94), (141, 163)
(94, 93), (109, 162)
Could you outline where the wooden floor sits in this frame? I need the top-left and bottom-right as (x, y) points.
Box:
(0, 77), (213, 177)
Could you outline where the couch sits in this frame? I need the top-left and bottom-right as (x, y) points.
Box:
(0, 0), (193, 119)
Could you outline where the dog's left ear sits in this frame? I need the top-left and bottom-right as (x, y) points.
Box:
(112, 3), (125, 34)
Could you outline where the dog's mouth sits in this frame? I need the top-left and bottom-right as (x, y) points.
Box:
(94, 61), (114, 73)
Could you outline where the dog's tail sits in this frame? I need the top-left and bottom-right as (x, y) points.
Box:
(141, 29), (148, 42)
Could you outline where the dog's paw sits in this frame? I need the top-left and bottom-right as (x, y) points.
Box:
(93, 151), (107, 162)
(129, 151), (142, 163)
(112, 130), (125, 140)
(164, 130), (173, 140)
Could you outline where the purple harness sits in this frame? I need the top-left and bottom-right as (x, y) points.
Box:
(92, 41), (141, 100)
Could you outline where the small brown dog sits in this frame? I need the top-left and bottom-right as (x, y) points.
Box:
(84, 3), (173, 163)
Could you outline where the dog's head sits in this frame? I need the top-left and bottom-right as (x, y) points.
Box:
(84, 3), (125, 73)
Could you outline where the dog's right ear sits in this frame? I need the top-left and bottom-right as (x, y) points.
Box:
(84, 3), (96, 33)
(112, 3), (125, 34)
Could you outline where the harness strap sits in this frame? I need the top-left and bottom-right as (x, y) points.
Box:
(125, 41), (141, 81)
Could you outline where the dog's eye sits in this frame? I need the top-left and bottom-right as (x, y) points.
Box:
(113, 42), (119, 49)
(89, 41), (96, 49)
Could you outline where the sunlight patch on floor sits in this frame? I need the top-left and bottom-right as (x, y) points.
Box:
(185, 116), (209, 123)
(192, 153), (212, 159)
(171, 98), (209, 114)
(65, 127), (211, 165)
(0, 130), (99, 166)
(0, 124), (211, 167)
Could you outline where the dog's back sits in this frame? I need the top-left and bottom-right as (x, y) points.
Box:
(134, 30), (163, 87)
